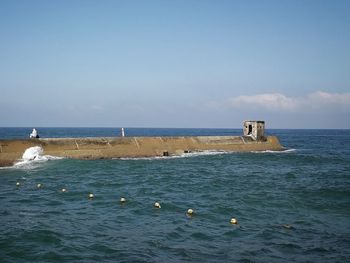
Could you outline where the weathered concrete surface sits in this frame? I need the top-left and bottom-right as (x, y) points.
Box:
(0, 136), (284, 167)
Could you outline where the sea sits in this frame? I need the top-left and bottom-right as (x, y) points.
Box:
(0, 128), (349, 263)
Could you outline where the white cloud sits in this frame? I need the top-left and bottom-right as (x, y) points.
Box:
(226, 91), (350, 112)
(308, 91), (350, 107)
(229, 93), (298, 111)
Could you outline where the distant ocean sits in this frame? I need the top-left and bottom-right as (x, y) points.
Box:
(0, 128), (349, 262)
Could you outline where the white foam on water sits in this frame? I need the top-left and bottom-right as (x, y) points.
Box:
(251, 148), (297, 154)
(22, 146), (43, 160)
(118, 149), (297, 160)
(118, 150), (230, 161)
(180, 150), (231, 157)
(14, 146), (63, 167)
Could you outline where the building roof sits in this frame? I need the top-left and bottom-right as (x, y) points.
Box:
(243, 120), (265, 124)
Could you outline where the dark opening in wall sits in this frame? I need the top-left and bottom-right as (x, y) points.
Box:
(248, 125), (253, 135)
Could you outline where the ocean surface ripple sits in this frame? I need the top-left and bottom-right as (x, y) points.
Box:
(0, 128), (349, 262)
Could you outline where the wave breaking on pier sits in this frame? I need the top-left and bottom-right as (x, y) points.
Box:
(14, 146), (63, 167)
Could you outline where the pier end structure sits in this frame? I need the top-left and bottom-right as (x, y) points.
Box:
(243, 120), (266, 141)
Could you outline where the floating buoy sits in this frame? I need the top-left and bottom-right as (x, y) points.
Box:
(120, 197), (126, 203)
(37, 183), (42, 189)
(88, 193), (94, 199)
(61, 188), (67, 193)
(154, 202), (161, 209)
(187, 208), (194, 216)
(16, 182), (20, 187)
(230, 217), (238, 224)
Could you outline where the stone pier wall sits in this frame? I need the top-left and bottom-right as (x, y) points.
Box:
(0, 136), (284, 167)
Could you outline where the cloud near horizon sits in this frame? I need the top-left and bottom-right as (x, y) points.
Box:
(225, 91), (350, 112)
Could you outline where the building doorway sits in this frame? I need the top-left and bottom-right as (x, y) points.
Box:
(248, 124), (252, 135)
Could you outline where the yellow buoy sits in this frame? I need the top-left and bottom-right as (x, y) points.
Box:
(120, 197), (126, 203)
(37, 183), (42, 189)
(230, 217), (238, 224)
(154, 202), (161, 209)
(187, 208), (194, 216)
(61, 188), (67, 193)
(16, 182), (20, 187)
(88, 193), (94, 199)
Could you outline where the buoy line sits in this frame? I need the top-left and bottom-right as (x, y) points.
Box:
(13, 185), (250, 225)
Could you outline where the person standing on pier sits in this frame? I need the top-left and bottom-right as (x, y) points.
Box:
(29, 128), (40, 138)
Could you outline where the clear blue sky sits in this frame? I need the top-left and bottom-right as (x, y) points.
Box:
(1, 0), (349, 128)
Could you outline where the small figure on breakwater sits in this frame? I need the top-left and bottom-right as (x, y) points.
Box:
(121, 128), (125, 137)
(29, 128), (40, 139)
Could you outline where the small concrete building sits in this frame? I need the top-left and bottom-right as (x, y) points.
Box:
(243, 120), (265, 140)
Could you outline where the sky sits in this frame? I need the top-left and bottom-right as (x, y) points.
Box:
(0, 0), (349, 128)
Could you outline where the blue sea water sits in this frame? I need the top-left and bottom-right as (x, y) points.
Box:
(0, 128), (349, 262)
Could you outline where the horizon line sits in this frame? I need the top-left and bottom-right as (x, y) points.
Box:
(0, 126), (349, 130)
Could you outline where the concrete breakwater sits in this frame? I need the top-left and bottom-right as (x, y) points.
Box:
(0, 135), (284, 167)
